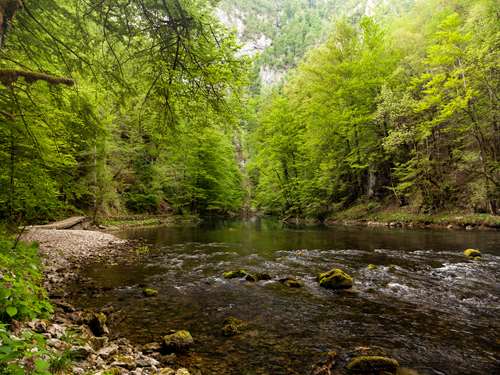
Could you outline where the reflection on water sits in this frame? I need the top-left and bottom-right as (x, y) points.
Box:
(70, 219), (500, 375)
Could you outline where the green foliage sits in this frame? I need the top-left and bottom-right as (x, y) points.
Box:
(0, 239), (52, 323)
(0, 324), (52, 375)
(0, 0), (248, 224)
(249, 0), (499, 218)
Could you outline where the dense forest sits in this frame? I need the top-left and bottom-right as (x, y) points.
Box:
(0, 0), (247, 225)
(247, 0), (499, 219)
(0, 0), (498, 226)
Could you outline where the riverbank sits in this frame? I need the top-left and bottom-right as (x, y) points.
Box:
(0, 227), (194, 375)
(321, 205), (500, 230)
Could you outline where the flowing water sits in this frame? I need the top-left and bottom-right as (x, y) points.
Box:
(70, 219), (500, 375)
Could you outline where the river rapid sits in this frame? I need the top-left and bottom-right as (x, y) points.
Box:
(69, 219), (500, 375)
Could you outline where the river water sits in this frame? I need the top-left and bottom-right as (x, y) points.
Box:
(70, 219), (500, 375)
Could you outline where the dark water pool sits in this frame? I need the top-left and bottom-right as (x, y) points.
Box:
(70, 219), (500, 375)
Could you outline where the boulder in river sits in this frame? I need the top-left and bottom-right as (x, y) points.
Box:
(255, 272), (272, 281)
(143, 288), (159, 297)
(317, 268), (353, 290)
(346, 355), (399, 373)
(162, 330), (194, 352)
(463, 248), (481, 259)
(223, 270), (249, 279)
(279, 277), (303, 288)
(222, 317), (245, 337)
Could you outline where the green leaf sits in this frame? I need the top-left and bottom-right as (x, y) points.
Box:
(6, 306), (18, 317)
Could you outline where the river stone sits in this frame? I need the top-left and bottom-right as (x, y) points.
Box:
(142, 342), (162, 352)
(318, 268), (353, 290)
(223, 270), (249, 279)
(97, 343), (119, 358)
(279, 277), (303, 288)
(176, 369), (191, 375)
(311, 351), (337, 375)
(255, 273), (272, 281)
(159, 368), (176, 375)
(143, 288), (159, 297)
(163, 330), (194, 352)
(87, 312), (109, 336)
(464, 248), (481, 259)
(346, 356), (399, 373)
(222, 317), (245, 336)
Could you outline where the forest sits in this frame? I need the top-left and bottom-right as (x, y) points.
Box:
(0, 0), (499, 374)
(0, 0), (498, 227)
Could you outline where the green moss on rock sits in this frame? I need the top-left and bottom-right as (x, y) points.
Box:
(346, 355), (399, 373)
(143, 288), (158, 297)
(222, 317), (245, 336)
(463, 248), (481, 259)
(162, 330), (194, 352)
(223, 270), (249, 279)
(318, 268), (353, 290)
(367, 264), (377, 270)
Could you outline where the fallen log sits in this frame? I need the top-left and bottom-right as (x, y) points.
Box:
(31, 216), (88, 230)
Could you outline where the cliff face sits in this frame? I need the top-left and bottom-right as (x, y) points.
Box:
(217, 0), (413, 87)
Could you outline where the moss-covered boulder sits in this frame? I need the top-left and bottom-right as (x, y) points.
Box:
(222, 317), (245, 337)
(279, 277), (303, 288)
(464, 248), (481, 259)
(223, 270), (249, 279)
(143, 288), (158, 297)
(346, 355), (399, 373)
(317, 268), (353, 290)
(162, 330), (194, 352)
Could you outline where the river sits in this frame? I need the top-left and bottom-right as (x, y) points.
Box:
(69, 219), (500, 375)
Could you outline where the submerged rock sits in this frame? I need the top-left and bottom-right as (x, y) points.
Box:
(317, 268), (353, 290)
(311, 351), (337, 375)
(346, 355), (399, 374)
(279, 277), (303, 288)
(222, 317), (245, 337)
(143, 288), (159, 297)
(162, 330), (194, 352)
(464, 248), (481, 259)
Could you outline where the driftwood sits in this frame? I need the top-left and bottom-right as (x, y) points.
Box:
(0, 69), (75, 86)
(31, 216), (88, 230)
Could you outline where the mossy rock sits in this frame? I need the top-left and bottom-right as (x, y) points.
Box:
(163, 330), (194, 352)
(367, 264), (377, 270)
(245, 273), (258, 282)
(143, 288), (159, 297)
(346, 355), (399, 373)
(223, 270), (249, 279)
(464, 248), (481, 259)
(87, 312), (109, 336)
(279, 277), (303, 288)
(255, 273), (272, 281)
(222, 317), (245, 337)
(318, 268), (353, 290)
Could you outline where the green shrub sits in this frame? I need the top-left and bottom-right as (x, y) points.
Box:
(0, 323), (51, 375)
(0, 238), (53, 323)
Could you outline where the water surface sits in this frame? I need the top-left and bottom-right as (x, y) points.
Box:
(70, 219), (500, 375)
